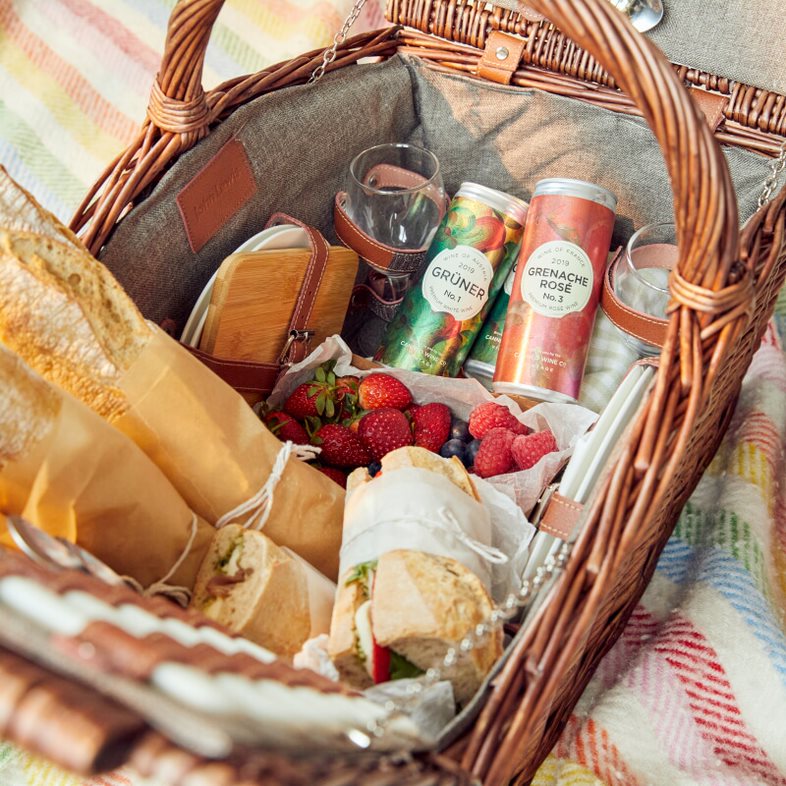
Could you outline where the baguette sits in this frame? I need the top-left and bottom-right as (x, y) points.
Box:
(0, 345), (214, 589)
(329, 447), (502, 705)
(0, 174), (345, 579)
(191, 524), (311, 660)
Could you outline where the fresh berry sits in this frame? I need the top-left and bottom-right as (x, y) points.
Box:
(413, 402), (452, 453)
(473, 427), (517, 478)
(335, 375), (360, 417)
(283, 382), (321, 420)
(358, 373), (412, 411)
(368, 461), (382, 477)
(317, 466), (347, 488)
(358, 408), (414, 462)
(439, 438), (466, 462)
(313, 424), (371, 468)
(283, 363), (349, 421)
(511, 430), (558, 471)
(450, 418), (471, 443)
(264, 410), (309, 444)
(468, 402), (530, 439)
(465, 438), (482, 467)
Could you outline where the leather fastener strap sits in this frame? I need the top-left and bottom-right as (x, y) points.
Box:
(600, 246), (669, 350)
(538, 492), (585, 542)
(185, 346), (282, 394)
(688, 87), (729, 132)
(265, 212), (329, 365)
(478, 31), (526, 86)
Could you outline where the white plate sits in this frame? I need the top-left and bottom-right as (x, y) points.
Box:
(180, 224), (310, 348)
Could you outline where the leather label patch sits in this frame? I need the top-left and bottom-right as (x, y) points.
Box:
(176, 138), (256, 253)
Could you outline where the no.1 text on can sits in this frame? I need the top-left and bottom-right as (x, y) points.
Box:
(376, 183), (528, 376)
(493, 178), (616, 402)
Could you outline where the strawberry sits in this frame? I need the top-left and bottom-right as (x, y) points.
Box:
(335, 375), (360, 418)
(412, 402), (452, 453)
(264, 410), (309, 444)
(358, 373), (412, 411)
(358, 408), (414, 462)
(317, 466), (348, 489)
(283, 382), (321, 420)
(468, 402), (530, 440)
(511, 430), (558, 471)
(283, 363), (349, 421)
(313, 424), (371, 469)
(473, 427), (517, 478)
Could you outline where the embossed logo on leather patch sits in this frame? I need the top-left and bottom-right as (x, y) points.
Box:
(176, 138), (256, 253)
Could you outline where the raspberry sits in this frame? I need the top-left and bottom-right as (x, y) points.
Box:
(511, 430), (558, 471)
(473, 427), (517, 478)
(468, 402), (529, 440)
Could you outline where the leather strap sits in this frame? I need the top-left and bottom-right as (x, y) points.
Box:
(689, 87), (728, 132)
(478, 31), (526, 86)
(350, 283), (404, 322)
(177, 213), (331, 395)
(265, 212), (329, 365)
(538, 492), (585, 541)
(600, 246), (669, 350)
(185, 346), (282, 394)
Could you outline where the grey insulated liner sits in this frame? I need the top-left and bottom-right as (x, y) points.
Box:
(99, 54), (772, 337)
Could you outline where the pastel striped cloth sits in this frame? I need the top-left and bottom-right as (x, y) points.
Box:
(533, 291), (786, 786)
(0, 0), (387, 225)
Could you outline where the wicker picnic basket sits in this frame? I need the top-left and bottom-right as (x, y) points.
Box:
(68, 0), (786, 783)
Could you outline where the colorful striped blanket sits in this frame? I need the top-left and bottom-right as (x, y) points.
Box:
(1, 1), (785, 784)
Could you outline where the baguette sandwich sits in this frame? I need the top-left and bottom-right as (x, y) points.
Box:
(328, 447), (503, 705)
(191, 524), (314, 660)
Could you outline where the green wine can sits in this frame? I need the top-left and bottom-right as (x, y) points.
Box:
(463, 261), (517, 388)
(375, 183), (528, 376)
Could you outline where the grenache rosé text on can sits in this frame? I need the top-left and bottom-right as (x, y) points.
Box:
(493, 178), (616, 403)
(376, 183), (528, 377)
(463, 260), (518, 388)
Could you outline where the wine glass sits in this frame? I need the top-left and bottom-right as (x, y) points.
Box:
(614, 222), (678, 356)
(344, 143), (446, 307)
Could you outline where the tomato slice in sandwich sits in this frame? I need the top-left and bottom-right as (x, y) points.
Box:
(372, 637), (391, 684)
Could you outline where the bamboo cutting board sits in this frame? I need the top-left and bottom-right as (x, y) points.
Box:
(199, 246), (358, 362)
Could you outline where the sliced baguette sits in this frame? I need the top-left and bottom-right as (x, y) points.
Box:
(192, 524), (311, 660)
(327, 570), (373, 690)
(0, 344), (61, 466)
(0, 230), (151, 420)
(0, 166), (82, 251)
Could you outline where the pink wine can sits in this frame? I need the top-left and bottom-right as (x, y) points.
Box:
(493, 178), (616, 403)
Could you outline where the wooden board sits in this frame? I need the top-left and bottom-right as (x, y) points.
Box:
(199, 246), (358, 363)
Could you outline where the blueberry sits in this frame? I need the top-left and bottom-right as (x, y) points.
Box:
(439, 439), (466, 462)
(368, 461), (382, 477)
(465, 439), (482, 467)
(450, 418), (471, 442)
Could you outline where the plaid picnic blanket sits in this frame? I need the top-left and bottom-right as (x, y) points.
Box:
(1, 1), (785, 784)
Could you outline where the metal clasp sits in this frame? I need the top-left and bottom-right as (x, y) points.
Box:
(278, 329), (315, 366)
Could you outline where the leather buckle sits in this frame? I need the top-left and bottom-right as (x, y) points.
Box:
(278, 329), (315, 366)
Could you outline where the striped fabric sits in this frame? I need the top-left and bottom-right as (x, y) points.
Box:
(2, 2), (786, 785)
(533, 289), (786, 786)
(0, 0), (387, 225)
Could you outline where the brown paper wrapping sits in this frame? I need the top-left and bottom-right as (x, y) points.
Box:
(110, 328), (344, 580)
(0, 392), (214, 589)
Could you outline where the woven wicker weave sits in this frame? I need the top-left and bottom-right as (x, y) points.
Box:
(70, 1), (786, 784)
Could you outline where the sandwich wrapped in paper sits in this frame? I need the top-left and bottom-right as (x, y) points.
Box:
(0, 169), (344, 579)
(191, 524), (337, 660)
(328, 447), (505, 705)
(0, 345), (214, 589)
